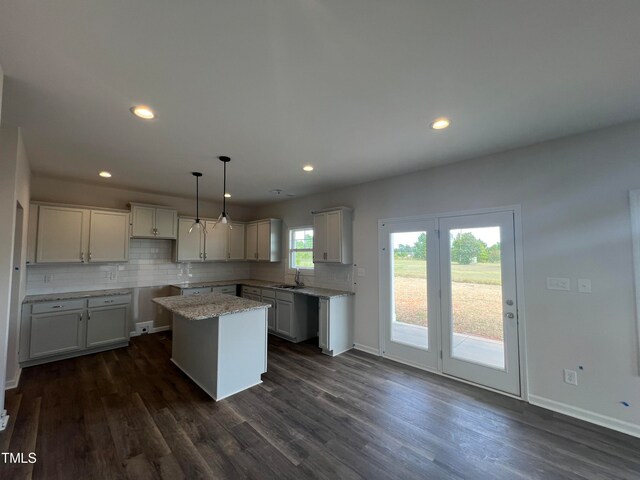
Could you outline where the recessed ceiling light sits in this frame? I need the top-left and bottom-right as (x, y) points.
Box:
(224, 193), (231, 198)
(99, 171), (112, 178)
(430, 118), (451, 130)
(130, 105), (155, 119)
(303, 165), (314, 172)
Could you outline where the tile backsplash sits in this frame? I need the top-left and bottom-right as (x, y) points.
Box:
(26, 239), (251, 295)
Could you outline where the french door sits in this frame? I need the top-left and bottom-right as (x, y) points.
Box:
(380, 210), (521, 396)
(380, 220), (440, 370)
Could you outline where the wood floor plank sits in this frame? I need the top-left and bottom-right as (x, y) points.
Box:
(4, 333), (640, 479)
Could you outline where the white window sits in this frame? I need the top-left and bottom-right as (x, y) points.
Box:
(289, 227), (314, 270)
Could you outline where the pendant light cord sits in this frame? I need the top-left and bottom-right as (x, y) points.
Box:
(223, 160), (227, 214)
(196, 175), (200, 221)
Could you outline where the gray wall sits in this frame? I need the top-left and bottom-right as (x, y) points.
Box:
(256, 121), (640, 432)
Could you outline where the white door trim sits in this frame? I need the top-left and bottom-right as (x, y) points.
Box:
(378, 204), (528, 400)
(629, 189), (640, 375)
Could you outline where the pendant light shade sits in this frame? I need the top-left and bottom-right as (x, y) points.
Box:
(210, 156), (233, 230)
(189, 172), (204, 233)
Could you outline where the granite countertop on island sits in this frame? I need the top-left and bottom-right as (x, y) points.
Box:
(153, 292), (270, 321)
(170, 279), (354, 299)
(23, 288), (132, 304)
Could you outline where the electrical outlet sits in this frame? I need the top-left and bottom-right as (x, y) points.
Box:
(564, 369), (578, 386)
(578, 278), (591, 293)
(135, 321), (153, 335)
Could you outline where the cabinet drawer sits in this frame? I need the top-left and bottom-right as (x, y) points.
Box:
(32, 299), (86, 314)
(88, 295), (131, 308)
(275, 291), (294, 303)
(261, 288), (275, 299)
(242, 286), (261, 296)
(212, 285), (237, 295)
(182, 287), (212, 296)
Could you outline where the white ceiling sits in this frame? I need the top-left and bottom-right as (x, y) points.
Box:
(1, 1), (639, 205)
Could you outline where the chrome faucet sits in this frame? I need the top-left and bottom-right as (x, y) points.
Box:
(294, 268), (304, 288)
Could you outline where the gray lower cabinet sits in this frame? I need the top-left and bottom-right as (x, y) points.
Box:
(87, 305), (129, 347)
(275, 298), (293, 337)
(269, 290), (316, 343)
(30, 310), (85, 359)
(21, 294), (131, 366)
(317, 295), (354, 356)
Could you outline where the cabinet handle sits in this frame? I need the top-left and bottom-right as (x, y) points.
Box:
(88, 312), (91, 320)
(204, 253), (207, 259)
(88, 252), (92, 261)
(80, 313), (83, 321)
(51, 305), (64, 309)
(80, 252), (85, 262)
(199, 252), (203, 259)
(104, 300), (114, 304)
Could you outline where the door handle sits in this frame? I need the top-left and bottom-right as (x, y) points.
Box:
(505, 312), (515, 319)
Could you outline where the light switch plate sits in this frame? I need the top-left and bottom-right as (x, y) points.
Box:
(578, 278), (592, 293)
(547, 277), (570, 291)
(357, 268), (366, 277)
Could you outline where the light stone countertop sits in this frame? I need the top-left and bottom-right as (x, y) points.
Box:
(153, 292), (270, 321)
(23, 288), (132, 304)
(170, 279), (354, 299)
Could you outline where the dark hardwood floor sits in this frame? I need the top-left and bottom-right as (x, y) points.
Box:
(2, 333), (640, 479)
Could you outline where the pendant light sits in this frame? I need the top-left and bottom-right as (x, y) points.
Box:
(189, 172), (204, 233)
(210, 156), (233, 230)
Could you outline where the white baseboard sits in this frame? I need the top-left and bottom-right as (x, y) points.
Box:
(353, 343), (381, 356)
(130, 325), (172, 337)
(529, 394), (640, 439)
(5, 367), (22, 390)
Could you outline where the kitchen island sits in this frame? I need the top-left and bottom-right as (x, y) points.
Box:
(153, 293), (270, 400)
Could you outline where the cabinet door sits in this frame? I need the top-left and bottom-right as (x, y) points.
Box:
(177, 218), (203, 262)
(131, 206), (156, 237)
(228, 223), (246, 260)
(264, 298), (276, 331)
(89, 211), (129, 262)
(313, 213), (326, 263)
(204, 222), (228, 261)
(325, 210), (342, 263)
(275, 299), (293, 337)
(30, 311), (85, 358)
(37, 206), (88, 263)
(257, 221), (271, 261)
(246, 223), (258, 260)
(319, 298), (329, 350)
(87, 306), (128, 348)
(155, 208), (177, 238)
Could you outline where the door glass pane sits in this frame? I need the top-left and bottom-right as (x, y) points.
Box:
(391, 231), (428, 349)
(449, 227), (505, 369)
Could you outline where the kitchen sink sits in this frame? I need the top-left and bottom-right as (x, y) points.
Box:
(272, 284), (305, 290)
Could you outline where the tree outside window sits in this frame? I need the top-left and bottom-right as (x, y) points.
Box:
(289, 227), (314, 270)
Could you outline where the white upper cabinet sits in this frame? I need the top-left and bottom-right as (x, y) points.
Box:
(228, 222), (246, 260)
(313, 207), (353, 264)
(246, 219), (282, 262)
(130, 204), (177, 239)
(245, 222), (258, 260)
(89, 211), (129, 262)
(176, 218), (245, 262)
(204, 222), (228, 261)
(155, 208), (178, 238)
(34, 204), (129, 264)
(176, 218), (203, 262)
(37, 206), (89, 263)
